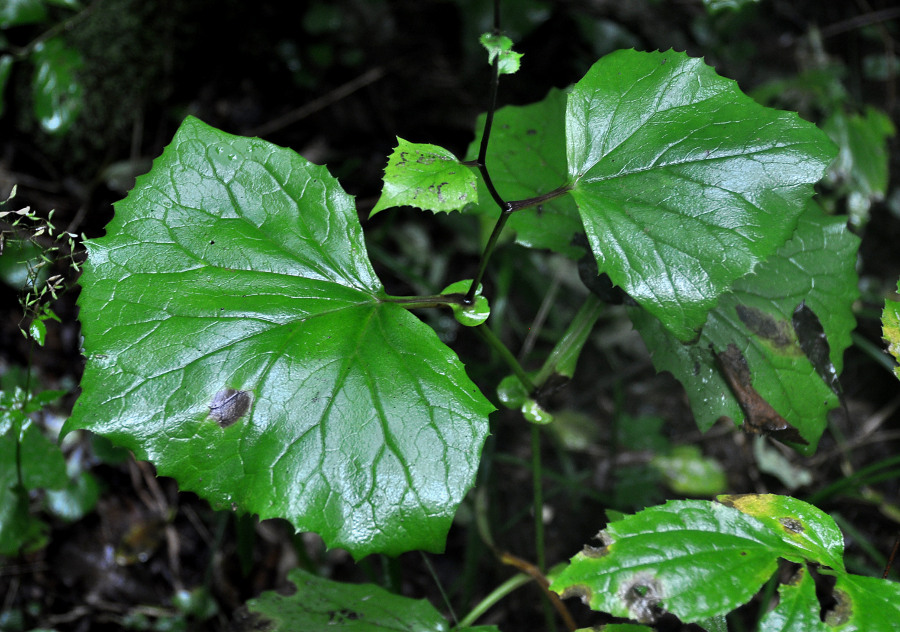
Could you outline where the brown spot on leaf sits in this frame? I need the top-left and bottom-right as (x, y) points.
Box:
(580, 544), (608, 558)
(560, 584), (592, 605)
(792, 301), (841, 394)
(712, 344), (808, 445)
(621, 574), (665, 623)
(735, 305), (801, 355)
(780, 517), (805, 533)
(209, 388), (252, 427)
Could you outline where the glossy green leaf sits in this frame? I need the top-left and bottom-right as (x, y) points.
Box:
(824, 571), (900, 630)
(64, 117), (493, 559)
(30, 37), (84, 135)
(0, 0), (47, 27)
(247, 568), (449, 632)
(550, 499), (798, 623)
(442, 279), (490, 327)
(371, 138), (478, 215)
(630, 202), (859, 450)
(718, 494), (844, 570)
(479, 33), (522, 75)
(465, 88), (583, 258)
(567, 49), (836, 340)
(882, 278), (900, 381)
(0, 54), (13, 118)
(758, 566), (827, 632)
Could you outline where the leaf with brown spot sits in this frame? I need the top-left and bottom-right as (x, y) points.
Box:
(713, 344), (808, 445)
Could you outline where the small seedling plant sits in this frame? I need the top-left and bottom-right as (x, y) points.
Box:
(59, 16), (900, 632)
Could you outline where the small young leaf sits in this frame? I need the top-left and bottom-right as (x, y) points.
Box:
(442, 279), (490, 326)
(65, 117), (493, 559)
(248, 568), (451, 632)
(30, 37), (84, 135)
(371, 137), (478, 215)
(567, 49), (836, 341)
(465, 88), (583, 258)
(479, 33), (523, 75)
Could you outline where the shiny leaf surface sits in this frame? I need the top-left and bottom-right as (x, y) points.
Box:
(65, 117), (493, 558)
(465, 88), (583, 258)
(630, 203), (859, 450)
(371, 138), (478, 215)
(567, 49), (835, 340)
(30, 37), (84, 135)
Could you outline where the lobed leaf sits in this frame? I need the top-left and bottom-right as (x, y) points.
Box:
(65, 117), (493, 559)
(567, 49), (836, 340)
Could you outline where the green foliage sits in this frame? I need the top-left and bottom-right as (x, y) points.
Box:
(883, 278), (900, 380)
(550, 495), (900, 627)
(566, 49), (835, 341)
(55, 23), (894, 631)
(464, 87), (581, 258)
(247, 568), (452, 632)
(64, 117), (493, 558)
(0, 2), (85, 134)
(479, 32), (522, 75)
(372, 138), (479, 215)
(630, 201), (859, 451)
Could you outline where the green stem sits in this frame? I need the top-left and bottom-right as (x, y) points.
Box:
(477, 324), (536, 392)
(456, 573), (531, 629)
(531, 425), (545, 573)
(380, 293), (468, 309)
(533, 293), (605, 388)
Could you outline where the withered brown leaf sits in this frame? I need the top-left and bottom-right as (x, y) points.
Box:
(713, 343), (808, 445)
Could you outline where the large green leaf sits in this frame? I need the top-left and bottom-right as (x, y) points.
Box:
(630, 202), (859, 450)
(464, 88), (583, 258)
(247, 568), (449, 632)
(551, 495), (850, 624)
(64, 117), (493, 559)
(567, 49), (836, 340)
(550, 499), (799, 623)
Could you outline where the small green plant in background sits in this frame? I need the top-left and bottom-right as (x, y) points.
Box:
(0, 189), (98, 556)
(3, 1), (897, 629)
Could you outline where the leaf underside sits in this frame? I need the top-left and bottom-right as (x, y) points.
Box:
(64, 117), (493, 559)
